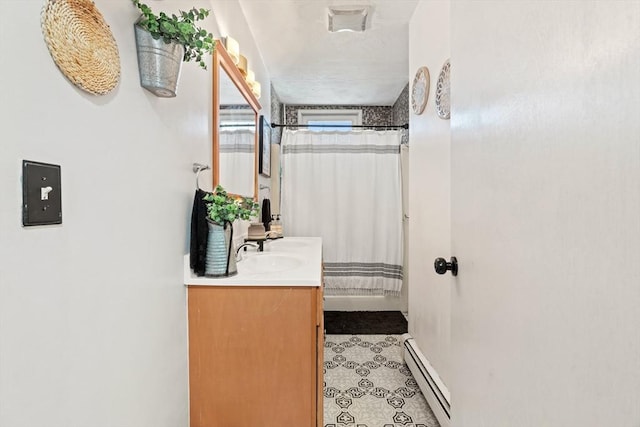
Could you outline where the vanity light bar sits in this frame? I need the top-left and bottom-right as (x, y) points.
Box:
(223, 36), (240, 65)
(238, 55), (248, 76)
(252, 81), (261, 99)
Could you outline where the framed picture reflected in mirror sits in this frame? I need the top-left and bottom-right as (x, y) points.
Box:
(258, 115), (271, 177)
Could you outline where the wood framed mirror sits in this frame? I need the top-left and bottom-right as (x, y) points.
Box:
(212, 41), (261, 200)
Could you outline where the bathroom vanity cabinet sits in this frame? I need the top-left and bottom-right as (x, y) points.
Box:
(184, 237), (324, 427)
(187, 285), (323, 427)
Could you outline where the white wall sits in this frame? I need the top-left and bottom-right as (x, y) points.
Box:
(407, 0), (452, 386)
(0, 1), (268, 426)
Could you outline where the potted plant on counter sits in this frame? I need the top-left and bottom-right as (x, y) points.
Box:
(203, 185), (259, 277)
(131, 0), (216, 97)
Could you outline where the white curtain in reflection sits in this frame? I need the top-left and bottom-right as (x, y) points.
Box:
(281, 129), (403, 296)
(219, 128), (255, 196)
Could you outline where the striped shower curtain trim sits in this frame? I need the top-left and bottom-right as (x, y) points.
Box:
(323, 287), (401, 297)
(219, 142), (254, 153)
(283, 144), (400, 154)
(219, 129), (255, 153)
(324, 262), (404, 280)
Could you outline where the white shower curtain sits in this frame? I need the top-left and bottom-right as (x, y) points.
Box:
(219, 128), (255, 196)
(281, 129), (404, 296)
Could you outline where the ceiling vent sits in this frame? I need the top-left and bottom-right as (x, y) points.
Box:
(328, 7), (369, 33)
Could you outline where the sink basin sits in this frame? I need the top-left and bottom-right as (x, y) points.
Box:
(239, 253), (304, 274)
(267, 239), (309, 250)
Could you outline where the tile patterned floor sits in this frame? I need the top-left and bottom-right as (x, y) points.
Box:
(324, 335), (440, 427)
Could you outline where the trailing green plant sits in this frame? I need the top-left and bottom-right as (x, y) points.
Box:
(132, 0), (215, 70)
(204, 185), (259, 225)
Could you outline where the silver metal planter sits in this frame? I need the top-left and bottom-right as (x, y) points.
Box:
(133, 24), (184, 97)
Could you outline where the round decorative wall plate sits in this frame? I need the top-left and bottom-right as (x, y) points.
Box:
(411, 66), (430, 115)
(435, 59), (451, 120)
(41, 0), (121, 95)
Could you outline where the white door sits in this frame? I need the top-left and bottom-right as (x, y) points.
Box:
(449, 1), (640, 426)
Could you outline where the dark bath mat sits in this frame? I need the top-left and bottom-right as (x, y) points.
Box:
(324, 311), (408, 335)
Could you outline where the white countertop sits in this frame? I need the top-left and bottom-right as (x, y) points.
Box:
(184, 237), (322, 286)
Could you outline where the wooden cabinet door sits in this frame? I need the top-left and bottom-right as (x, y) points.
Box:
(316, 286), (324, 427)
(188, 286), (319, 427)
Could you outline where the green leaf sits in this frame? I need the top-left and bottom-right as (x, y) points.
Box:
(160, 21), (176, 34)
(178, 22), (195, 34)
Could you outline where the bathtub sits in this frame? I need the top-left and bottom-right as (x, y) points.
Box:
(323, 287), (408, 312)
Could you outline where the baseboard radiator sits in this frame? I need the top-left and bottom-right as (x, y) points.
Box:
(401, 334), (451, 427)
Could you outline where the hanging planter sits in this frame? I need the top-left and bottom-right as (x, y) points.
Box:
(134, 24), (184, 97)
(130, 0), (215, 98)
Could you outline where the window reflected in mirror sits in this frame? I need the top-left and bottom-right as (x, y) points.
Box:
(219, 107), (255, 196)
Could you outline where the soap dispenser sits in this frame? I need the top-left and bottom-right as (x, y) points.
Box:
(271, 214), (283, 237)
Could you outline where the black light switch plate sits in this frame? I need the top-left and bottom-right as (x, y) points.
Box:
(22, 160), (62, 226)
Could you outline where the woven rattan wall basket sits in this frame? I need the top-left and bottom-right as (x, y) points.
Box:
(41, 0), (121, 96)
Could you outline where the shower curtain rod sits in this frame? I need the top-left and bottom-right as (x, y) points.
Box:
(270, 123), (409, 130)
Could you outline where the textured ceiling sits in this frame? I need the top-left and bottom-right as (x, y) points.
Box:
(238, 0), (419, 106)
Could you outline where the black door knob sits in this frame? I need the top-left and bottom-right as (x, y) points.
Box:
(434, 257), (458, 276)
